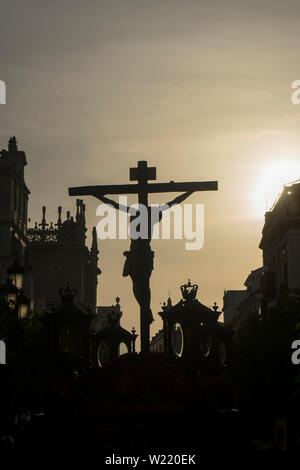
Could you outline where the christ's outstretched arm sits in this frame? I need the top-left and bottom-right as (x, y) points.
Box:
(97, 195), (129, 213)
(160, 191), (194, 212)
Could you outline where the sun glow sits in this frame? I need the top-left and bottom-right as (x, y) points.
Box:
(253, 160), (300, 218)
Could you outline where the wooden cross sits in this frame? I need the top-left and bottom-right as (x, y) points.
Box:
(69, 161), (218, 354)
(130, 161), (156, 208)
(69, 160), (217, 199)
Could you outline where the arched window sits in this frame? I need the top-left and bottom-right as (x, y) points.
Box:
(119, 342), (128, 356)
(171, 322), (184, 357)
(97, 341), (110, 367)
(199, 323), (211, 357)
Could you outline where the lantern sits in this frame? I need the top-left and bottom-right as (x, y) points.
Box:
(7, 261), (24, 289)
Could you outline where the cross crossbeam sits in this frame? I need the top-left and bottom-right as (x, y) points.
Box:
(68, 180), (218, 197)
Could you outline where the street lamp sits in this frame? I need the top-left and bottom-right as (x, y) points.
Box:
(7, 261), (24, 290)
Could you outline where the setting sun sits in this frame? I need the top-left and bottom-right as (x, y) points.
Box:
(253, 160), (300, 218)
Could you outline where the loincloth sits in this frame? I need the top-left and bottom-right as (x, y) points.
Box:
(123, 248), (154, 278)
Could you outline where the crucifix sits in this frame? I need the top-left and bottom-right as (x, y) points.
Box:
(69, 161), (218, 354)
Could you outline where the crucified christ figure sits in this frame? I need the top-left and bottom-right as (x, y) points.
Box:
(97, 191), (193, 325)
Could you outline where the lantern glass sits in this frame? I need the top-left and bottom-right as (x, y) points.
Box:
(8, 273), (15, 285)
(97, 341), (110, 367)
(199, 324), (211, 358)
(9, 272), (23, 289)
(15, 272), (23, 290)
(7, 261), (24, 289)
(18, 303), (28, 318)
(171, 322), (184, 357)
(119, 342), (128, 356)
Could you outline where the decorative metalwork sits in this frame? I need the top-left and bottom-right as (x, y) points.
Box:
(180, 279), (198, 302)
(59, 284), (77, 306)
(27, 200), (87, 246)
(27, 227), (58, 244)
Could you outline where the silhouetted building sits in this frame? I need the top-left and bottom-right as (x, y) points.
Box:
(0, 137), (29, 279)
(157, 280), (230, 369)
(223, 181), (300, 328)
(150, 329), (164, 353)
(223, 290), (248, 326)
(0, 137), (101, 314)
(223, 267), (263, 330)
(260, 181), (300, 305)
(27, 202), (101, 313)
(150, 295), (172, 353)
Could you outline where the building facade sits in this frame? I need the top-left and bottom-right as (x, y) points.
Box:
(150, 329), (164, 353)
(224, 181), (300, 329)
(0, 137), (29, 280)
(223, 268), (263, 330)
(0, 137), (101, 314)
(150, 296), (172, 353)
(27, 202), (101, 313)
(223, 290), (248, 326)
(259, 182), (300, 303)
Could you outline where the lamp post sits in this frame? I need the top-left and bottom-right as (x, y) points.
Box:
(131, 327), (138, 353)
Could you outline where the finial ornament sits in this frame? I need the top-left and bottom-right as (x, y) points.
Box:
(56, 206), (62, 227)
(76, 199), (80, 220)
(59, 283), (77, 305)
(131, 326), (137, 352)
(91, 226), (98, 253)
(8, 136), (18, 152)
(212, 301), (219, 312)
(180, 279), (198, 302)
(39, 206), (48, 230)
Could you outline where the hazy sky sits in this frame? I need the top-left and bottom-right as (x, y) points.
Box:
(2, 0), (300, 345)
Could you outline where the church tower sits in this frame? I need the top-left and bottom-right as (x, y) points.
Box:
(0, 137), (29, 278)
